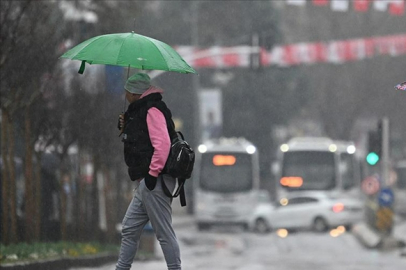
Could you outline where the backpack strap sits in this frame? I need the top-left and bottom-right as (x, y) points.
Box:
(161, 178), (187, 207)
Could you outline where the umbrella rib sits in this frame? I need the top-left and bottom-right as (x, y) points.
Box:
(119, 33), (134, 68)
(91, 36), (123, 65)
(149, 38), (195, 73)
(144, 37), (170, 69)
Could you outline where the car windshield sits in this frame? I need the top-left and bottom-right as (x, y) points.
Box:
(199, 152), (253, 193)
(281, 151), (336, 190)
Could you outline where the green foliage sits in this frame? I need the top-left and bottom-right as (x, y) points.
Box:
(0, 241), (119, 264)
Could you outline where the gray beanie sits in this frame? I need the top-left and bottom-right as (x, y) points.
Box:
(125, 73), (151, 94)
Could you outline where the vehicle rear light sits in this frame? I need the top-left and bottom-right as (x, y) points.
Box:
(332, 203), (345, 213)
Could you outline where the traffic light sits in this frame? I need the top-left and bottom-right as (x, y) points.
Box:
(366, 121), (382, 166)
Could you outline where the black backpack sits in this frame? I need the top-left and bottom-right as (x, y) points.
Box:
(149, 101), (195, 207)
(162, 131), (195, 206)
(165, 131), (195, 180)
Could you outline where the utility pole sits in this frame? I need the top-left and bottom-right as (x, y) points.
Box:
(191, 1), (201, 147)
(188, 1), (200, 215)
(379, 117), (394, 236)
(381, 118), (390, 189)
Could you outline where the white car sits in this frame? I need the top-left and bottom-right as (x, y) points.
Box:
(250, 191), (364, 233)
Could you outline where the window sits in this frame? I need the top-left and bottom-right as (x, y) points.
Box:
(281, 151), (336, 190)
(340, 153), (357, 190)
(200, 152), (253, 193)
(285, 197), (318, 206)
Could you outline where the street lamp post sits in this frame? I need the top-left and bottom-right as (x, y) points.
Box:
(191, 1), (201, 147)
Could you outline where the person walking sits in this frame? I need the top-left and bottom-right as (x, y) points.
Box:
(115, 73), (181, 270)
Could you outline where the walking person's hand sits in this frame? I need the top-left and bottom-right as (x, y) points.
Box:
(118, 113), (125, 132)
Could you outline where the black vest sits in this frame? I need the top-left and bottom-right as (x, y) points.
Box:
(122, 93), (175, 180)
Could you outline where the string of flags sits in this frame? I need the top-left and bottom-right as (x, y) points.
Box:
(175, 33), (406, 68)
(286, 0), (405, 16)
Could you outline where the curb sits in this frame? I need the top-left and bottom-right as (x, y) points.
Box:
(1, 253), (118, 270)
(352, 222), (405, 251)
(352, 222), (382, 249)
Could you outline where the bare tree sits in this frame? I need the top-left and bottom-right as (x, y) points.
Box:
(1, 0), (66, 242)
(1, 0), (33, 244)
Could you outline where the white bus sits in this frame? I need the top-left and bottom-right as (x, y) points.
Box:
(275, 137), (361, 201)
(334, 140), (362, 197)
(194, 138), (260, 230)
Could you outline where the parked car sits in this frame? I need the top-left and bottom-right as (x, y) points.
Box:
(249, 191), (364, 233)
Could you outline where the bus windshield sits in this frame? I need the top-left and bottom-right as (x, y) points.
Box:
(199, 152), (253, 193)
(281, 151), (336, 190)
(340, 153), (356, 190)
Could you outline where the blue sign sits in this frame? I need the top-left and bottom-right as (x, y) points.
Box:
(378, 188), (394, 207)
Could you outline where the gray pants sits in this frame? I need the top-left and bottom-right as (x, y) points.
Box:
(115, 175), (181, 270)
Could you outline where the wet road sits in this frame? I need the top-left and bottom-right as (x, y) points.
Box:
(70, 222), (405, 270)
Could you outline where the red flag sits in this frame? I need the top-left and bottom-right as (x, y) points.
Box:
(354, 0), (369, 12)
(312, 0), (328, 6)
(389, 0), (405, 16)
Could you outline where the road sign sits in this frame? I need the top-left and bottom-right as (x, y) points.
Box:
(378, 188), (394, 207)
(362, 176), (380, 195)
(375, 207), (394, 233)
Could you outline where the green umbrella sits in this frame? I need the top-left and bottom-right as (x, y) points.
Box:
(60, 31), (196, 75)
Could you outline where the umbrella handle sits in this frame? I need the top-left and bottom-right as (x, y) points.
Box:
(78, 61), (86, 74)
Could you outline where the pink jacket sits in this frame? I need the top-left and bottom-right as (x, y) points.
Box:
(140, 86), (171, 177)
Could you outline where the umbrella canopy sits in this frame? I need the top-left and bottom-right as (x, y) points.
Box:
(60, 31), (196, 74)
